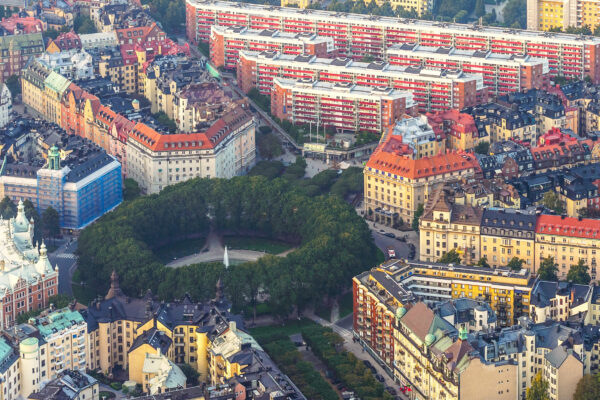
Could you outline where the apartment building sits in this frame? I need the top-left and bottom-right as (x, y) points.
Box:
(0, 83), (11, 128)
(386, 43), (549, 97)
(354, 265), (525, 399)
(473, 318), (586, 400)
(530, 280), (593, 323)
(209, 25), (335, 69)
(28, 370), (99, 400)
(126, 106), (255, 194)
(271, 78), (415, 133)
(364, 136), (480, 226)
(425, 109), (485, 153)
(527, 0), (600, 32)
(466, 102), (537, 144)
(388, 115), (445, 158)
(0, 203), (58, 329)
(535, 214), (600, 281)
(37, 49), (94, 81)
(238, 50), (487, 113)
(186, 0), (600, 82)
(480, 208), (537, 270)
(419, 187), (483, 265)
(0, 337), (21, 400)
(0, 33), (44, 83)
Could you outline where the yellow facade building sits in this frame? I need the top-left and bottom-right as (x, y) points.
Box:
(364, 139), (480, 228)
(480, 208), (537, 269)
(281, 0), (315, 8)
(535, 214), (600, 281)
(419, 187), (483, 265)
(527, 0), (600, 32)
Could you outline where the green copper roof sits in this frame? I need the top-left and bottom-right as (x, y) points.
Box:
(35, 308), (84, 338)
(44, 71), (70, 95)
(0, 337), (12, 365)
(0, 32), (43, 50)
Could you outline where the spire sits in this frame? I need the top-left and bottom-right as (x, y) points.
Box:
(105, 270), (124, 300)
(223, 245), (229, 269)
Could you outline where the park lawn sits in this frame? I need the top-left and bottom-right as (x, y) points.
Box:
(338, 291), (354, 318)
(249, 318), (317, 341)
(224, 235), (293, 254)
(153, 237), (206, 263)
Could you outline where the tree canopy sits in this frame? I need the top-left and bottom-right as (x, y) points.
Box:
(76, 175), (378, 317)
(412, 203), (424, 232)
(526, 371), (550, 400)
(142, 0), (185, 33)
(503, 0), (527, 29)
(438, 249), (462, 264)
(538, 257), (558, 281)
(506, 257), (525, 271)
(573, 374), (600, 400)
(567, 259), (591, 285)
(541, 190), (565, 215)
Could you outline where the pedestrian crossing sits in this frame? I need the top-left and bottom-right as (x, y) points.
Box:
(54, 253), (76, 260)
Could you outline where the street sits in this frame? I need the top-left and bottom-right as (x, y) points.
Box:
(48, 239), (78, 296)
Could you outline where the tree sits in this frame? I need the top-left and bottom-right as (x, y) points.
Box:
(152, 111), (177, 133)
(541, 190), (565, 214)
(438, 249), (462, 264)
(573, 374), (600, 400)
(412, 203), (424, 232)
(257, 132), (283, 160)
(538, 257), (558, 281)
(474, 141), (490, 155)
(177, 363), (200, 386)
(123, 178), (141, 201)
(73, 15), (97, 34)
(506, 257), (525, 271)
(477, 257), (491, 268)
(503, 0), (527, 29)
(22, 199), (42, 243)
(42, 207), (60, 240)
(475, 0), (485, 17)
(0, 196), (16, 219)
(527, 371), (550, 400)
(566, 259), (591, 285)
(5, 75), (20, 100)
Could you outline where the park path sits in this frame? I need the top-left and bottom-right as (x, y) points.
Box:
(166, 229), (295, 268)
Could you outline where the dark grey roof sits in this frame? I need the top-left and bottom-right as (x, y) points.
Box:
(129, 327), (172, 355)
(481, 209), (537, 232)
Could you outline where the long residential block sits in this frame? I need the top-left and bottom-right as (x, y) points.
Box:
(238, 50), (487, 113)
(271, 78), (416, 133)
(209, 25), (335, 69)
(186, 0), (600, 82)
(386, 43), (550, 97)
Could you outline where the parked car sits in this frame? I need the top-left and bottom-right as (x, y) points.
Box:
(362, 360), (373, 369)
(386, 387), (397, 395)
(375, 374), (385, 383)
(384, 232), (395, 238)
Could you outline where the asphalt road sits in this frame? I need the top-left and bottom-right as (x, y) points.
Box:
(48, 239), (78, 296)
(372, 230), (412, 260)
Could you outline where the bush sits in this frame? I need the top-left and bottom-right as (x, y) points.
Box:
(109, 382), (122, 391)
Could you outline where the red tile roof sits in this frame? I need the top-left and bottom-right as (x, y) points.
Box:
(366, 136), (479, 179)
(128, 106), (252, 152)
(536, 215), (600, 239)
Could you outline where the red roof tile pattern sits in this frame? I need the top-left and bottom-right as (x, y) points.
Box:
(366, 135), (480, 179)
(536, 215), (600, 239)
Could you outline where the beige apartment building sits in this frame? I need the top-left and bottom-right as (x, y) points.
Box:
(364, 139), (480, 227)
(419, 187), (482, 264)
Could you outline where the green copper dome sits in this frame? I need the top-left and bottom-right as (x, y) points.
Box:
(459, 327), (469, 341)
(424, 333), (436, 346)
(396, 306), (407, 321)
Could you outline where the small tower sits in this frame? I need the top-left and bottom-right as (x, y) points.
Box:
(105, 270), (124, 299)
(47, 145), (61, 170)
(215, 277), (224, 303)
